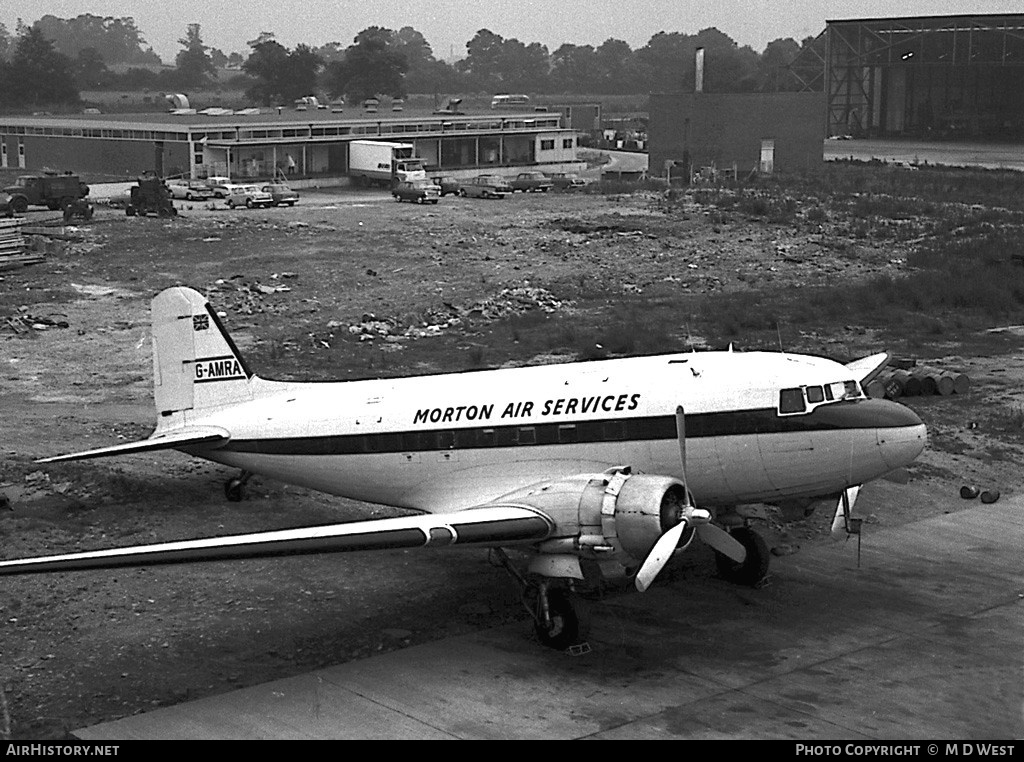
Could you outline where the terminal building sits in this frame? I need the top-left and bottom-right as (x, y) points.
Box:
(0, 105), (583, 182)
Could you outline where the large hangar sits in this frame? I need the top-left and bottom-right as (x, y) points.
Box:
(651, 13), (1024, 179)
(820, 13), (1024, 140)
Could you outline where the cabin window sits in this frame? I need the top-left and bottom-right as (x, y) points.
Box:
(402, 432), (427, 450)
(518, 426), (536, 445)
(779, 388), (806, 414)
(496, 427), (518, 446)
(479, 428), (495, 446)
(558, 424), (578, 443)
(603, 420), (626, 440)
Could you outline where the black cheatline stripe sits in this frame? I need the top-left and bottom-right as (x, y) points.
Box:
(215, 400), (917, 458)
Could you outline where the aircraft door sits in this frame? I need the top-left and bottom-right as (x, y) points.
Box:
(717, 432), (775, 500)
(757, 430), (815, 493)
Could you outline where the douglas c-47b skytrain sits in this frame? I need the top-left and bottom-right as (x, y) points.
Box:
(0, 287), (927, 649)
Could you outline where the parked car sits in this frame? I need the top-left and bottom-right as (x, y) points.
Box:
(549, 173), (587, 190)
(225, 185), (274, 209)
(392, 180), (440, 204)
(432, 176), (461, 196)
(260, 183), (300, 206)
(167, 179), (213, 201)
(205, 177), (234, 198)
(510, 171), (554, 193)
(459, 174), (512, 199)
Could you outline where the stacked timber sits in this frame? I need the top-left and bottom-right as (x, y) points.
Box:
(873, 363), (970, 399)
(0, 218), (42, 270)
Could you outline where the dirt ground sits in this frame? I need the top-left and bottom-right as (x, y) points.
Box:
(1, 184), (1022, 739)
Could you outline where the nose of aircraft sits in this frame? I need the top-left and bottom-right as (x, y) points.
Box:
(873, 399), (927, 470)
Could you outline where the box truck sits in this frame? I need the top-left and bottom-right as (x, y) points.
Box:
(348, 141), (426, 187)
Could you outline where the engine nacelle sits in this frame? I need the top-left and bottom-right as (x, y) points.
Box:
(496, 470), (690, 567)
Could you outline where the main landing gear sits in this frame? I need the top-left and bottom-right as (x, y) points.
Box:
(492, 549), (591, 651)
(224, 470), (253, 502)
(713, 526), (770, 586)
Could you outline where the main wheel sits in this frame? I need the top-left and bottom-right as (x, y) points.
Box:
(224, 477), (245, 502)
(12, 196), (28, 214)
(245, 198), (254, 209)
(534, 587), (590, 650)
(227, 200), (235, 208)
(714, 526), (770, 586)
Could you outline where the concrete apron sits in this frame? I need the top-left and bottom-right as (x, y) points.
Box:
(74, 484), (1024, 740)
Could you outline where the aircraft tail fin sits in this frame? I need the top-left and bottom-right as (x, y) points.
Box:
(151, 286), (256, 421)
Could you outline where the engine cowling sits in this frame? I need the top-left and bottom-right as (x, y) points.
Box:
(606, 473), (692, 561)
(495, 470), (691, 567)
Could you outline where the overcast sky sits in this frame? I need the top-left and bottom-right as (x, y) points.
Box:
(2, 0), (1012, 61)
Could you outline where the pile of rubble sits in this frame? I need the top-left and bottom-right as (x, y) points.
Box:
(4, 309), (70, 334)
(346, 285), (570, 344)
(204, 274), (296, 315)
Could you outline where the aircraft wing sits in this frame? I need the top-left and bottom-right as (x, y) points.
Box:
(844, 351), (891, 385)
(34, 426), (231, 464)
(0, 505), (555, 576)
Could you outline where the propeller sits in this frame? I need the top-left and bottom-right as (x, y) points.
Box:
(635, 406), (746, 592)
(831, 485), (862, 539)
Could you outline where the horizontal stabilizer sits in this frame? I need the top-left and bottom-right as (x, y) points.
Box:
(845, 352), (891, 385)
(35, 426), (230, 464)
(0, 505), (554, 575)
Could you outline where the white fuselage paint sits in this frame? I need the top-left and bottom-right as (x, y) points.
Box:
(175, 351), (926, 513)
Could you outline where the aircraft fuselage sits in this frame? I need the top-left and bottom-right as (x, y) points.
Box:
(180, 351), (926, 513)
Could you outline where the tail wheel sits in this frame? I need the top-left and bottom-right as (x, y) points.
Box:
(534, 587), (590, 650)
(714, 527), (770, 586)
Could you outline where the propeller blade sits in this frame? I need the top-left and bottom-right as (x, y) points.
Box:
(635, 521), (687, 592)
(697, 523), (746, 563)
(831, 485), (862, 539)
(675, 406), (687, 478)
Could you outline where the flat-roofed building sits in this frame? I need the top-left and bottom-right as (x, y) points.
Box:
(0, 106), (582, 182)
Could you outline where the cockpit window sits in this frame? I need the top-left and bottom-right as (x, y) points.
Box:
(779, 379), (863, 415)
(779, 388), (806, 414)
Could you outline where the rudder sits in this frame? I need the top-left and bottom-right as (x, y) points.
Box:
(152, 287), (254, 420)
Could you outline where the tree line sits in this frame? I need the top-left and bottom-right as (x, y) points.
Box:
(0, 14), (819, 109)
